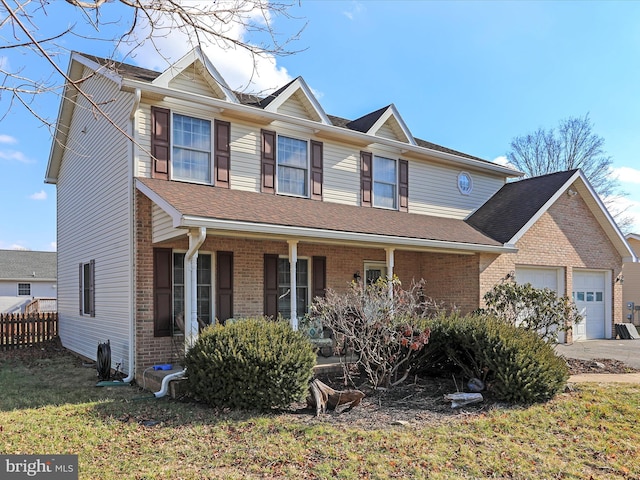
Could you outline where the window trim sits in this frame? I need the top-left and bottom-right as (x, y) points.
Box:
(79, 260), (95, 317)
(457, 171), (473, 195)
(372, 155), (398, 210)
(170, 112), (214, 186)
(364, 261), (387, 285)
(17, 283), (31, 296)
(276, 134), (310, 198)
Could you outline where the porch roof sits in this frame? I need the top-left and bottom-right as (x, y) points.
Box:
(136, 178), (512, 254)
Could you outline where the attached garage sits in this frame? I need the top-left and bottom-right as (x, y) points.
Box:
(516, 267), (564, 294)
(572, 270), (611, 340)
(516, 267), (566, 342)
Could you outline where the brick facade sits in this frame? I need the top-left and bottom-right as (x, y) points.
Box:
(480, 187), (623, 339)
(134, 184), (624, 374)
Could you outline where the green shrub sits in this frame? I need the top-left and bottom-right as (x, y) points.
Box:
(414, 314), (569, 403)
(184, 317), (316, 410)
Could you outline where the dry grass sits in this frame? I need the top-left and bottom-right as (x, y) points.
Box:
(1, 344), (640, 479)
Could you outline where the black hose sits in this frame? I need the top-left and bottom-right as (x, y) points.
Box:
(96, 340), (111, 381)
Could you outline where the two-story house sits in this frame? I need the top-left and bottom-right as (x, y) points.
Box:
(45, 48), (635, 381)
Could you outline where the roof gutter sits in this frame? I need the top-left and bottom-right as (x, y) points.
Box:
(121, 78), (522, 178)
(178, 214), (516, 254)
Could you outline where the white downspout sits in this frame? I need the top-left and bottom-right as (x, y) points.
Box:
(123, 88), (141, 384)
(154, 226), (206, 399)
(184, 227), (207, 353)
(288, 240), (298, 330)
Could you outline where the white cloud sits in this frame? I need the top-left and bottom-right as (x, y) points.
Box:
(49, 242), (57, 251)
(343, 2), (365, 20)
(0, 150), (30, 163)
(0, 134), (17, 144)
(122, 1), (294, 94)
(10, 244), (29, 251)
(611, 166), (640, 185)
(493, 155), (517, 169)
(29, 190), (47, 200)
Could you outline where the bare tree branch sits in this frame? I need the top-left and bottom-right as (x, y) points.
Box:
(506, 113), (632, 231)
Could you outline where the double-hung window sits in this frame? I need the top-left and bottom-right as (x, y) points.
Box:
(17, 283), (31, 296)
(277, 136), (308, 197)
(172, 114), (212, 184)
(277, 258), (309, 319)
(173, 252), (212, 333)
(373, 156), (397, 209)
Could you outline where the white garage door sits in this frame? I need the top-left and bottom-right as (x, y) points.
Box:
(516, 267), (559, 292)
(516, 267), (564, 342)
(573, 271), (607, 340)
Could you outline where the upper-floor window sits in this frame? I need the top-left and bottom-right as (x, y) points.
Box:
(373, 156), (397, 209)
(458, 171), (473, 195)
(277, 135), (308, 197)
(17, 283), (31, 296)
(172, 113), (212, 184)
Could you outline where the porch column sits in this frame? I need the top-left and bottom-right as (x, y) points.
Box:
(288, 239), (299, 331)
(184, 227), (206, 353)
(386, 247), (395, 298)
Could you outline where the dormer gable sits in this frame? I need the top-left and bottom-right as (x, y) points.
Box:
(259, 77), (331, 125)
(347, 104), (416, 146)
(152, 47), (238, 103)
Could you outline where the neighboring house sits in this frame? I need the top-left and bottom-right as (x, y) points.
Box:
(622, 234), (640, 326)
(45, 48), (636, 381)
(0, 250), (57, 313)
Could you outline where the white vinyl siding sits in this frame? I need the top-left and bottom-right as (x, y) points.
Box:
(152, 204), (183, 243)
(276, 92), (315, 120)
(56, 67), (134, 374)
(168, 67), (227, 99)
(323, 143), (359, 205)
(409, 161), (505, 218)
(135, 104), (505, 218)
(375, 123), (398, 141)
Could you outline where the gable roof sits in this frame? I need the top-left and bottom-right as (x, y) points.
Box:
(137, 177), (512, 254)
(466, 169), (637, 261)
(0, 250), (57, 281)
(466, 169), (579, 244)
(55, 51), (518, 173)
(347, 104), (416, 146)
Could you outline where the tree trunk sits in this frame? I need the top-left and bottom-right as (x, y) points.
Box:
(307, 379), (365, 416)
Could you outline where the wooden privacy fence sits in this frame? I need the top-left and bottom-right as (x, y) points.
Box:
(0, 312), (58, 350)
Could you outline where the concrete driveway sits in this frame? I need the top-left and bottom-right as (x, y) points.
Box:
(556, 339), (640, 369)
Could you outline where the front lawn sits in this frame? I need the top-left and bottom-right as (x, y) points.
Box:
(1, 346), (639, 479)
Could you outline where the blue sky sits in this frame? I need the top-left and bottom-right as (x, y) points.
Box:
(1, 1), (640, 251)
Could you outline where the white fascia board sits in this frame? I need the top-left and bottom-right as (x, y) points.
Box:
(507, 170), (638, 262)
(507, 171), (583, 246)
(179, 214), (516, 254)
(626, 233), (640, 242)
(152, 47), (238, 104)
(71, 52), (124, 88)
(122, 78), (521, 177)
(369, 104), (416, 146)
(46, 53), (123, 183)
(135, 179), (184, 226)
(263, 77), (331, 126)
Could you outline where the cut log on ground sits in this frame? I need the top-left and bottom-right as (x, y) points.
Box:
(307, 378), (365, 416)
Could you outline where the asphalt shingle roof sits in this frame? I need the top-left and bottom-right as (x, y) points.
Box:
(0, 250), (57, 280)
(138, 177), (502, 248)
(465, 169), (579, 244)
(76, 52), (493, 165)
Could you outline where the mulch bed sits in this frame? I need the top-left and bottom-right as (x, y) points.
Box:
(3, 340), (639, 430)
